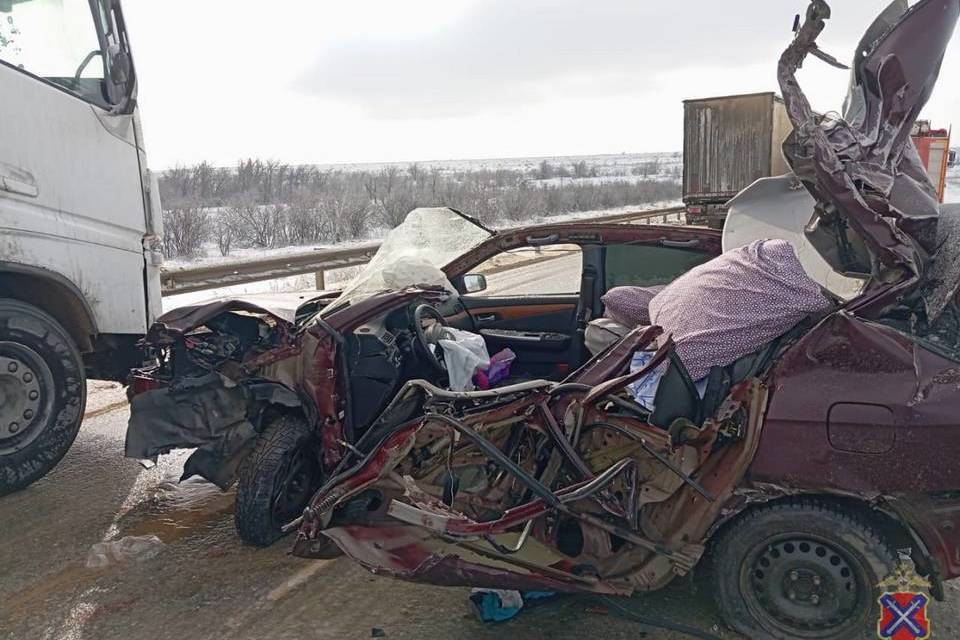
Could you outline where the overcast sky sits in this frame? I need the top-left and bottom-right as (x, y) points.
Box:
(123, 0), (960, 169)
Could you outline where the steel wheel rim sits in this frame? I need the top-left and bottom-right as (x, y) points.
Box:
(741, 533), (867, 637)
(0, 342), (55, 455)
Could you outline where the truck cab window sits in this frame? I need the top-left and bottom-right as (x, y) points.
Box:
(0, 0), (107, 107)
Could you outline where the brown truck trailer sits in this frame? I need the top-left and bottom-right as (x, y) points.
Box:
(682, 93), (953, 227)
(682, 92), (792, 228)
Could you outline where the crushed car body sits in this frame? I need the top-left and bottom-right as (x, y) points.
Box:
(282, 2), (960, 638)
(126, 208), (722, 546)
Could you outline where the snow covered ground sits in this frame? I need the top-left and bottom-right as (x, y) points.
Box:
(308, 151), (682, 179)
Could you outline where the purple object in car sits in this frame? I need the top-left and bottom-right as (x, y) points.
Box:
(601, 285), (665, 327)
(474, 348), (516, 390)
(649, 239), (833, 381)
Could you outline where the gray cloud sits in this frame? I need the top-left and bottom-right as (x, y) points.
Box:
(299, 0), (883, 117)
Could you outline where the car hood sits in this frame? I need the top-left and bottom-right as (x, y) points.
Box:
(777, 0), (959, 319)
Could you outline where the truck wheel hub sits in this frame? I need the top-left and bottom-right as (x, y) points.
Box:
(0, 346), (50, 445)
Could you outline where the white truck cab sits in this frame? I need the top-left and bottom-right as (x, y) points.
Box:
(0, 0), (161, 494)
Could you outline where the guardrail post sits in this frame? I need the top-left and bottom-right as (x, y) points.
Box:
(315, 269), (325, 290)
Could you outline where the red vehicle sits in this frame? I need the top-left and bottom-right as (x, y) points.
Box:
(127, 1), (960, 638)
(127, 211), (722, 545)
(286, 1), (960, 639)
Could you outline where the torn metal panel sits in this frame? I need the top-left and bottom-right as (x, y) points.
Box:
(778, 0), (960, 320)
(294, 343), (764, 595)
(125, 373), (256, 489)
(146, 299), (291, 338)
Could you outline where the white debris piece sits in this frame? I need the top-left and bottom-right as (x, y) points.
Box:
(85, 535), (165, 569)
(325, 207), (491, 312)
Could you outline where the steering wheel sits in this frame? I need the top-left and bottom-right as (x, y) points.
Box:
(413, 304), (449, 372)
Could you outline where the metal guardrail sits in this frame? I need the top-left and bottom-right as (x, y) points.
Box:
(160, 206), (685, 295)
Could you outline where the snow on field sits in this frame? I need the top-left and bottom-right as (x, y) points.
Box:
(309, 151), (682, 178)
(533, 174), (678, 187)
(164, 238), (377, 270)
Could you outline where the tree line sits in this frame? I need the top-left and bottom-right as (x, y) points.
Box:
(159, 159), (680, 259)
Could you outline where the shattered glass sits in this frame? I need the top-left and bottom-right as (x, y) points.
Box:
(323, 208), (492, 314)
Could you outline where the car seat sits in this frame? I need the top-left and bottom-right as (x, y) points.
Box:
(648, 317), (817, 430)
(584, 318), (631, 356)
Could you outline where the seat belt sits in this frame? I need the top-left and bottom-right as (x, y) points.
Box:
(569, 268), (596, 369)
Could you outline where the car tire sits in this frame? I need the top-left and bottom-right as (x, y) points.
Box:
(235, 414), (323, 547)
(710, 499), (897, 640)
(0, 299), (86, 496)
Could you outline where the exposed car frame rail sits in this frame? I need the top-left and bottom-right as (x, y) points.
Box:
(159, 206), (685, 295)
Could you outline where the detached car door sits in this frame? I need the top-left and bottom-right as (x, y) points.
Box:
(445, 223), (721, 378)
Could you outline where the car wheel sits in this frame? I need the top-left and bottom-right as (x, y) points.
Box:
(235, 415), (323, 547)
(710, 499), (897, 640)
(0, 299), (86, 496)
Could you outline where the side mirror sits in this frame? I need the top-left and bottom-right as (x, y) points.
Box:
(105, 44), (134, 112)
(463, 273), (487, 294)
(103, 2), (137, 115)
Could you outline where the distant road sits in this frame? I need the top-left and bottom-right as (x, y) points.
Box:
(484, 253), (582, 297)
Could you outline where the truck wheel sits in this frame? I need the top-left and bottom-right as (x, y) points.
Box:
(0, 299), (86, 496)
(235, 415), (323, 547)
(710, 499), (897, 640)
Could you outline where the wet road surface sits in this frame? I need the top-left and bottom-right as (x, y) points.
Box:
(4, 396), (960, 639)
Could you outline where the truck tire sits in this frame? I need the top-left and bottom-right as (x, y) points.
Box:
(235, 415), (322, 547)
(0, 298), (86, 496)
(709, 499), (897, 640)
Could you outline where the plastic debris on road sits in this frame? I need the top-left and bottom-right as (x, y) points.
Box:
(85, 535), (165, 569)
(468, 589), (556, 623)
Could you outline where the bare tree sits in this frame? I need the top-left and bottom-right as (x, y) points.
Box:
(162, 204), (209, 258)
(157, 157), (682, 252)
(213, 212), (235, 256)
(365, 167), (415, 228)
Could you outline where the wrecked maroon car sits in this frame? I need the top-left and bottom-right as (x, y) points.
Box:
(126, 207), (722, 547)
(284, 2), (960, 639)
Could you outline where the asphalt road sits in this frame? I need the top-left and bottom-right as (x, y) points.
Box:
(483, 252), (582, 297)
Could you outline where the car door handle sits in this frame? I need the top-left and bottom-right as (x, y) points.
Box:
(475, 313), (499, 323)
(0, 162), (39, 198)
